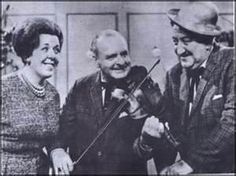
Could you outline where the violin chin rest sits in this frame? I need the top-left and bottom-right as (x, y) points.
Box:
(111, 88), (126, 100)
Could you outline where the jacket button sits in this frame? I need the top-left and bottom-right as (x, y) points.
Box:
(97, 151), (102, 157)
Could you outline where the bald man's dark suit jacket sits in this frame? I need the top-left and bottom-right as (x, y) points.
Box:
(55, 71), (158, 174)
(152, 46), (235, 173)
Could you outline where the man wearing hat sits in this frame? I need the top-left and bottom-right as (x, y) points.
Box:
(134, 2), (235, 174)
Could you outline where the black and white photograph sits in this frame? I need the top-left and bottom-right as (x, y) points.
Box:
(1, 1), (235, 175)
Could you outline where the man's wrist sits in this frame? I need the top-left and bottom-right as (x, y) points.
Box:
(139, 136), (153, 152)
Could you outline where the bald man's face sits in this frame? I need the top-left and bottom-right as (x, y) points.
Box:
(96, 35), (131, 80)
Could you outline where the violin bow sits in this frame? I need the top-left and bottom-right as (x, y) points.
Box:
(72, 54), (161, 166)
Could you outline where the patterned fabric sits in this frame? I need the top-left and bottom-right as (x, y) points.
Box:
(188, 67), (205, 103)
(153, 45), (235, 173)
(51, 70), (162, 174)
(0, 72), (60, 175)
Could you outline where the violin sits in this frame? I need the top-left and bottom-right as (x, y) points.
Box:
(105, 65), (158, 116)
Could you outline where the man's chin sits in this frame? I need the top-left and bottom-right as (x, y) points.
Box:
(180, 62), (194, 69)
(179, 56), (194, 68)
(110, 71), (129, 80)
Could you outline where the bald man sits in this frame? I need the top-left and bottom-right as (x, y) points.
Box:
(50, 29), (162, 174)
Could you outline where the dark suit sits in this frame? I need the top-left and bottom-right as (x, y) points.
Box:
(56, 71), (151, 174)
(153, 45), (235, 173)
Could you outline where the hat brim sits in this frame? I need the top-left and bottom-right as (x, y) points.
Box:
(167, 9), (221, 37)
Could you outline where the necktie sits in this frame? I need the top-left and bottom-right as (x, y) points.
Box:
(101, 82), (113, 110)
(188, 67), (205, 103)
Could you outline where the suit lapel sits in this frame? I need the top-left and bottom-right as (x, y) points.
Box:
(191, 78), (208, 114)
(179, 69), (189, 102)
(190, 48), (219, 116)
(179, 68), (190, 125)
(90, 72), (104, 128)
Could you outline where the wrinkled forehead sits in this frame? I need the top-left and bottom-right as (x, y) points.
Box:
(97, 34), (128, 53)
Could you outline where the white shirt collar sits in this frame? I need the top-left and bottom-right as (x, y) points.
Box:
(200, 46), (214, 68)
(100, 71), (107, 83)
(200, 59), (207, 68)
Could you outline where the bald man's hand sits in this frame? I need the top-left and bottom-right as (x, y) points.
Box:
(50, 148), (73, 175)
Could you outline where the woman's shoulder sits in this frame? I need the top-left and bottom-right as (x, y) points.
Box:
(2, 71), (18, 81)
(1, 72), (21, 87)
(1, 72), (22, 99)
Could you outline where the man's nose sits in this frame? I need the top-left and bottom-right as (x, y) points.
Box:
(116, 54), (125, 64)
(175, 45), (186, 56)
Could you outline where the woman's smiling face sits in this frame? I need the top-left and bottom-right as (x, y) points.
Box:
(28, 34), (61, 79)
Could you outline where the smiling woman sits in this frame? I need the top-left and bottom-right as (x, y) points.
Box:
(0, 17), (63, 175)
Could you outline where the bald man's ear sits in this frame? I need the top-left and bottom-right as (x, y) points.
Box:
(86, 50), (97, 60)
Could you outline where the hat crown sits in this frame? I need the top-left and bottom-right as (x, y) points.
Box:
(180, 3), (218, 25)
(168, 2), (221, 36)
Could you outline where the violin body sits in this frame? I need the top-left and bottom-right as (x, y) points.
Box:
(107, 65), (163, 117)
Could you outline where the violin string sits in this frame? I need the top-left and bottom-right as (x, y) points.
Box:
(73, 59), (161, 166)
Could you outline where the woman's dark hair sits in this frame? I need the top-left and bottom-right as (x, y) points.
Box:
(12, 17), (63, 64)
